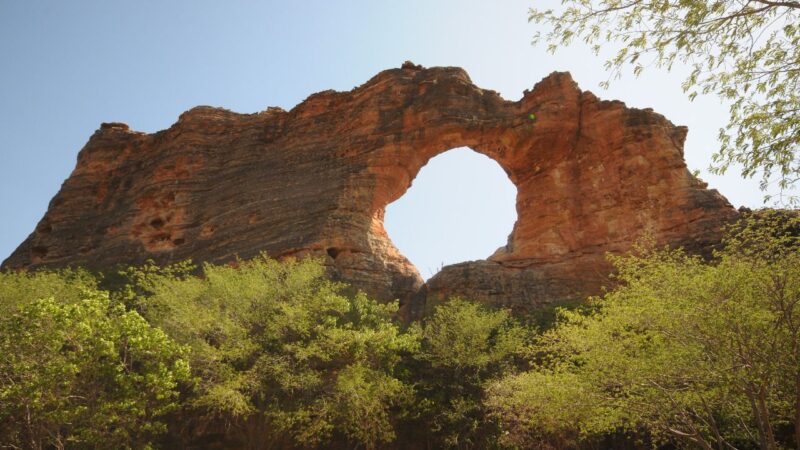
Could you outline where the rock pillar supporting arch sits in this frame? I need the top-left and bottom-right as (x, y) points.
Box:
(2, 63), (738, 313)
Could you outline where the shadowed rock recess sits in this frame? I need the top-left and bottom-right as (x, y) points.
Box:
(2, 62), (738, 315)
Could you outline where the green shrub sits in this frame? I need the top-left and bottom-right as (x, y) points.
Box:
(487, 212), (800, 450)
(0, 289), (190, 449)
(120, 255), (419, 449)
(0, 268), (97, 316)
(410, 298), (533, 449)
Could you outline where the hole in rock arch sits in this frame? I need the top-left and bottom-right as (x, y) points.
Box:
(384, 148), (517, 280)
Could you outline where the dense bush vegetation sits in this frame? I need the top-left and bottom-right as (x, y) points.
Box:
(116, 257), (419, 449)
(409, 298), (533, 448)
(0, 256), (526, 449)
(487, 212), (800, 450)
(0, 273), (189, 449)
(1, 212), (799, 449)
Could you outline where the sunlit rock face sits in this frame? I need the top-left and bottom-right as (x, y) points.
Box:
(2, 62), (738, 314)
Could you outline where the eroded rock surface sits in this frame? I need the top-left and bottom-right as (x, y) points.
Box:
(2, 63), (738, 313)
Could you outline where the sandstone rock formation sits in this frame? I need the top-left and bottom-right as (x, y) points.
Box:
(2, 62), (739, 314)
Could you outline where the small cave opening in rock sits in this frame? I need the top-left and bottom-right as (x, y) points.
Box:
(384, 147), (517, 280)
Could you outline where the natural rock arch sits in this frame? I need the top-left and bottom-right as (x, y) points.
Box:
(2, 62), (737, 314)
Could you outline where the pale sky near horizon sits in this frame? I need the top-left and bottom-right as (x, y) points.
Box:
(0, 1), (785, 278)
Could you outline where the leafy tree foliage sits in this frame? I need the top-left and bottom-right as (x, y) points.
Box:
(8, 220), (800, 449)
(487, 211), (800, 449)
(530, 0), (800, 200)
(0, 289), (190, 449)
(119, 255), (419, 449)
(7, 257), (531, 449)
(411, 299), (532, 449)
(0, 268), (97, 316)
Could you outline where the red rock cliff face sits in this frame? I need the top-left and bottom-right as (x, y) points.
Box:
(2, 63), (738, 313)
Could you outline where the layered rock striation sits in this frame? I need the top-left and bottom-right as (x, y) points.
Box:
(2, 62), (738, 313)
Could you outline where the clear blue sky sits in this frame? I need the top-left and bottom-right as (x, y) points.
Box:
(0, 1), (775, 277)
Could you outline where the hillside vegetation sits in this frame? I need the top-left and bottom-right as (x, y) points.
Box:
(1, 212), (798, 449)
